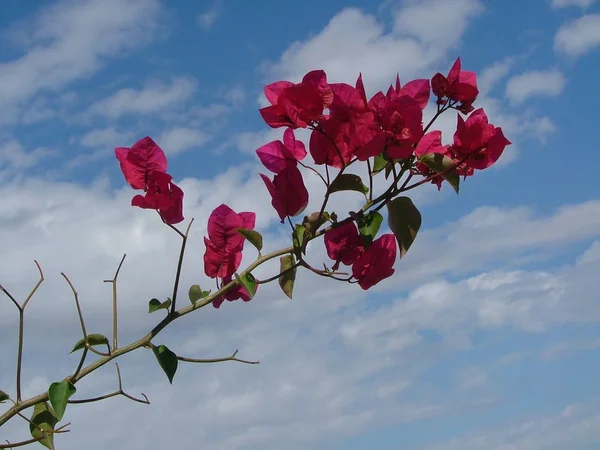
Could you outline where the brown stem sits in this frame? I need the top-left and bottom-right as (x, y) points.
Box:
(0, 423), (70, 449)
(170, 218), (195, 314)
(61, 273), (89, 380)
(103, 254), (126, 350)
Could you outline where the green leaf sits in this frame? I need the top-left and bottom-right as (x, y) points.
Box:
(148, 297), (172, 313)
(386, 196), (422, 258)
(188, 285), (211, 305)
(302, 211), (331, 234)
(357, 211), (384, 248)
(29, 402), (58, 450)
(235, 272), (257, 298)
(0, 390), (9, 403)
(70, 334), (109, 354)
(152, 344), (178, 384)
(48, 381), (76, 422)
(329, 174), (369, 195)
(372, 154), (388, 174)
(292, 224), (307, 255)
(418, 153), (460, 194)
(236, 228), (263, 252)
(278, 255), (297, 300)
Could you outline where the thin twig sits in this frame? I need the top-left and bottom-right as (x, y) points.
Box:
(176, 349), (259, 365)
(61, 273), (89, 380)
(68, 363), (149, 405)
(103, 254), (126, 350)
(170, 218), (194, 314)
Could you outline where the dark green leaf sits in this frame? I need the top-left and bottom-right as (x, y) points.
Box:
(152, 344), (178, 384)
(0, 390), (9, 403)
(188, 285), (210, 305)
(329, 174), (369, 195)
(48, 381), (76, 421)
(418, 153), (460, 194)
(302, 211), (331, 234)
(278, 255), (297, 300)
(70, 334), (109, 354)
(386, 196), (422, 258)
(372, 154), (388, 174)
(236, 228), (263, 252)
(235, 272), (257, 298)
(148, 297), (171, 313)
(30, 402), (58, 450)
(357, 211), (384, 248)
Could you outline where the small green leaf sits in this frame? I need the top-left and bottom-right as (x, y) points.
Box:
(148, 297), (172, 313)
(358, 211), (384, 248)
(302, 211), (331, 234)
(235, 272), (257, 298)
(70, 334), (109, 354)
(372, 154), (388, 174)
(30, 402), (58, 450)
(292, 224), (307, 255)
(188, 285), (211, 305)
(236, 228), (263, 252)
(278, 255), (297, 300)
(329, 174), (369, 195)
(418, 153), (460, 194)
(386, 196), (422, 258)
(0, 390), (9, 403)
(48, 380), (76, 421)
(152, 344), (178, 384)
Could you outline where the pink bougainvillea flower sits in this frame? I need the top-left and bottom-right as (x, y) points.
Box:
(115, 136), (167, 190)
(385, 75), (431, 110)
(259, 70), (333, 129)
(451, 109), (511, 170)
(256, 128), (307, 173)
(367, 93), (423, 160)
(324, 221), (364, 270)
(212, 275), (255, 309)
(351, 234), (397, 290)
(203, 204), (256, 279)
(431, 58), (478, 113)
(131, 171), (184, 224)
(260, 164), (309, 222)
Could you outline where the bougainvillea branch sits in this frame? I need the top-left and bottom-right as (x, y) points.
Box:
(0, 57), (512, 448)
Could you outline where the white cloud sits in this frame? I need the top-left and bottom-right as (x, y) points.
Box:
(0, 139), (55, 172)
(88, 76), (197, 119)
(0, 0), (161, 121)
(550, 0), (596, 9)
(554, 14), (600, 57)
(197, 2), (221, 31)
(505, 69), (566, 104)
(157, 126), (211, 155)
(478, 57), (514, 96)
(424, 399), (600, 450)
(80, 127), (134, 148)
(261, 2), (483, 96)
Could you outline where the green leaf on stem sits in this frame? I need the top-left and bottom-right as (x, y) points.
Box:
(70, 334), (109, 354)
(148, 297), (172, 313)
(188, 285), (211, 305)
(48, 380), (76, 421)
(236, 228), (263, 252)
(302, 211), (331, 235)
(418, 153), (460, 194)
(292, 224), (307, 255)
(372, 154), (388, 174)
(357, 211), (384, 248)
(0, 390), (9, 403)
(278, 255), (297, 300)
(329, 174), (369, 195)
(152, 344), (178, 384)
(386, 196), (422, 258)
(235, 272), (257, 298)
(29, 402), (58, 450)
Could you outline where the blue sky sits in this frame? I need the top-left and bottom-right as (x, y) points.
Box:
(1, 0), (600, 449)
